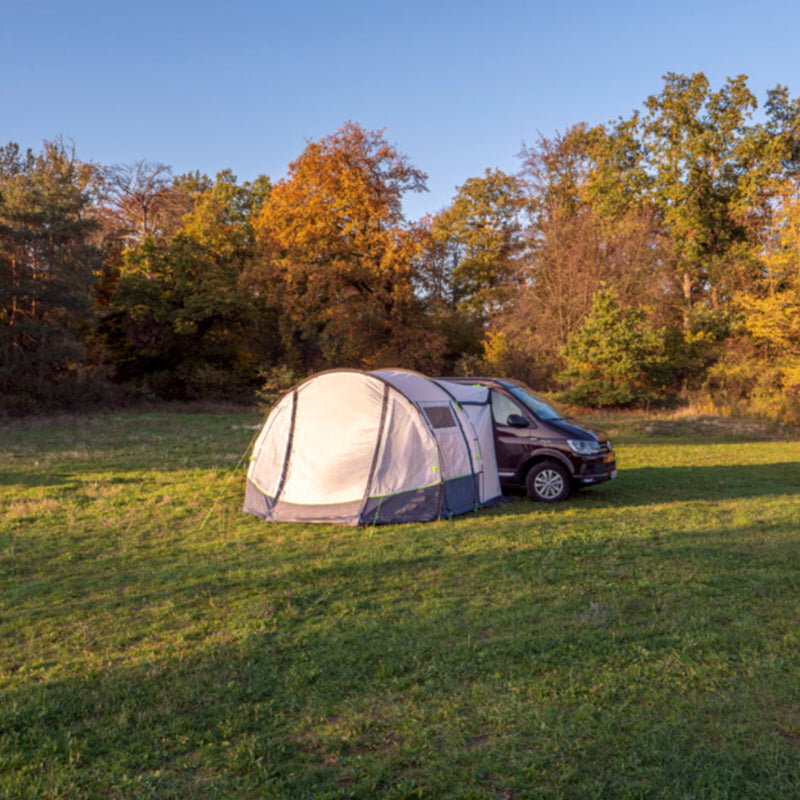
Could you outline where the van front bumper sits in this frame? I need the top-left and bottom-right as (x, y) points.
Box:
(574, 458), (617, 485)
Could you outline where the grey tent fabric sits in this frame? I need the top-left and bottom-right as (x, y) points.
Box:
(243, 368), (502, 525)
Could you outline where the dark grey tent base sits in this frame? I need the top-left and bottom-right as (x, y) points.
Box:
(244, 475), (486, 526)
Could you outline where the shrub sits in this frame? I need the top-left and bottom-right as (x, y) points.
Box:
(256, 364), (299, 413)
(558, 289), (667, 407)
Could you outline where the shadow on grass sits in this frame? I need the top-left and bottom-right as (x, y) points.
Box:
(0, 469), (147, 489)
(4, 519), (800, 798)
(597, 461), (800, 506)
(491, 461), (800, 516)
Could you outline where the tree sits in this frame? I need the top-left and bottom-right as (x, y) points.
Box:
(101, 233), (253, 398)
(640, 73), (767, 326)
(494, 123), (665, 387)
(99, 171), (273, 399)
(180, 169), (271, 257)
(103, 159), (186, 244)
(559, 288), (667, 407)
(0, 139), (103, 408)
(255, 122), (444, 372)
(504, 74), (800, 394)
(707, 177), (800, 422)
(429, 168), (526, 320)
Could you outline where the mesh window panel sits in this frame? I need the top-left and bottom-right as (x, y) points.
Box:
(424, 405), (457, 429)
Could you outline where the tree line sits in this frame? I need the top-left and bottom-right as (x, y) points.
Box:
(2, 72), (800, 420)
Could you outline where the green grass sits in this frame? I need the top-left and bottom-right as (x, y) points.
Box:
(2, 410), (800, 799)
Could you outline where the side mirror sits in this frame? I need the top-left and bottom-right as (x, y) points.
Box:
(506, 414), (530, 428)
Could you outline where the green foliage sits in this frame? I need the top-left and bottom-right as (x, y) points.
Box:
(431, 168), (525, 319)
(0, 140), (104, 409)
(505, 72), (800, 411)
(100, 236), (249, 399)
(4, 74), (800, 416)
(639, 73), (791, 320)
(256, 363), (299, 412)
(559, 289), (667, 406)
(98, 170), (275, 401)
(3, 411), (800, 797)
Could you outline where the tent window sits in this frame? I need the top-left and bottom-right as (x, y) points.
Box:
(424, 405), (457, 429)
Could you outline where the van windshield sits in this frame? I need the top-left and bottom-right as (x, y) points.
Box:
(508, 385), (562, 421)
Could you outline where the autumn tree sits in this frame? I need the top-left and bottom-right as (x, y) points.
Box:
(103, 159), (187, 245)
(255, 122), (444, 372)
(702, 176), (800, 422)
(488, 123), (664, 387)
(495, 74), (800, 395)
(99, 170), (272, 399)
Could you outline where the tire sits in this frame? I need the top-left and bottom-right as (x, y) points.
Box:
(525, 461), (571, 502)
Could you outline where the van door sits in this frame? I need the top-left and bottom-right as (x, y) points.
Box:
(490, 389), (536, 487)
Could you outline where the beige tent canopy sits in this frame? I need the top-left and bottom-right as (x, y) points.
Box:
(243, 368), (503, 525)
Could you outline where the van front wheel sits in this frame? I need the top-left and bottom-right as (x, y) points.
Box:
(526, 461), (570, 502)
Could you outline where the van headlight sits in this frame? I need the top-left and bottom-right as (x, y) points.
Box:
(568, 439), (603, 455)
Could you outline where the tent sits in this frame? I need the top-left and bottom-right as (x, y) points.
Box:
(243, 368), (503, 525)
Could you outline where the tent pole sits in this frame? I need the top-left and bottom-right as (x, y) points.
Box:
(272, 389), (298, 506)
(360, 383), (390, 525)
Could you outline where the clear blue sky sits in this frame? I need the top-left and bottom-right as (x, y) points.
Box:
(3, 0), (799, 221)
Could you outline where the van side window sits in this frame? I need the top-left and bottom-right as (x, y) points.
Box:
(491, 390), (525, 426)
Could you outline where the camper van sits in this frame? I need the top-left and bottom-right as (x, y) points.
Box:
(437, 377), (617, 502)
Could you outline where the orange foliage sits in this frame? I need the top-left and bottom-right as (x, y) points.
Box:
(254, 122), (444, 372)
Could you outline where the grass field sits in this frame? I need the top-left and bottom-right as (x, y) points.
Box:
(2, 409), (800, 799)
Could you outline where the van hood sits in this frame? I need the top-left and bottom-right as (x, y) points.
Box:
(548, 417), (608, 442)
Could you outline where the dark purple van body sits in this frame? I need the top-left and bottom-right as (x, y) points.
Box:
(438, 377), (617, 502)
